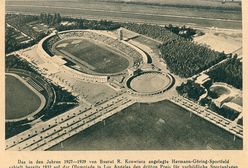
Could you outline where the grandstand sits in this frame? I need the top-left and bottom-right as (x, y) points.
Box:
(64, 30), (144, 65)
(25, 77), (44, 92)
(6, 69), (55, 123)
(41, 30), (145, 75)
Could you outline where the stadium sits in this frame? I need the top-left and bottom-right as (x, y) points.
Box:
(5, 69), (55, 122)
(37, 29), (148, 78)
(5, 28), (176, 150)
(37, 29), (174, 96)
(5, 28), (243, 151)
(6, 28), (174, 130)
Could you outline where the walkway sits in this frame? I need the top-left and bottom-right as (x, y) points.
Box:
(169, 96), (243, 139)
(6, 93), (135, 151)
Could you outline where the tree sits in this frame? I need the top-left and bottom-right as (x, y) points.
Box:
(176, 80), (206, 101)
(159, 40), (226, 77)
(207, 57), (242, 89)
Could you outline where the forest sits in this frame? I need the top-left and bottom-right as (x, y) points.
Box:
(176, 80), (206, 101)
(159, 40), (226, 78)
(123, 23), (181, 42)
(207, 56), (242, 89)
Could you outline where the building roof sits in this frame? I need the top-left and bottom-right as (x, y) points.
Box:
(195, 74), (210, 85)
(223, 102), (242, 113)
(216, 94), (231, 103)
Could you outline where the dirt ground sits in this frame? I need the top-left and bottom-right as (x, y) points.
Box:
(194, 27), (242, 55)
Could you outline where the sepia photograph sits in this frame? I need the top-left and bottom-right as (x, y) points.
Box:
(4, 0), (243, 152)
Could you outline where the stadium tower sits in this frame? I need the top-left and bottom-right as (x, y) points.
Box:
(118, 28), (123, 40)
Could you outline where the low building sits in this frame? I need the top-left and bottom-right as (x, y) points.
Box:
(223, 102), (242, 113)
(195, 74), (211, 85)
(214, 94), (234, 108)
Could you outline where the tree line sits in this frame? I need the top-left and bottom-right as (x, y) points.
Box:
(121, 22), (226, 78)
(56, 17), (121, 31)
(39, 13), (62, 26)
(6, 13), (229, 80)
(207, 56), (242, 89)
(6, 13), (121, 54)
(122, 23), (181, 43)
(165, 24), (203, 40)
(6, 14), (44, 39)
(159, 40), (226, 78)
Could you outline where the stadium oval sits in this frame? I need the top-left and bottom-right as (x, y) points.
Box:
(37, 29), (148, 82)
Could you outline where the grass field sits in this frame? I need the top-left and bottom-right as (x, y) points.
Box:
(6, 1), (242, 29)
(50, 100), (242, 150)
(5, 74), (41, 120)
(55, 39), (130, 74)
(99, 0), (241, 8)
(133, 36), (161, 49)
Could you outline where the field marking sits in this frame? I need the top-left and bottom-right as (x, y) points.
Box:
(6, 4), (242, 23)
(53, 37), (133, 74)
(58, 49), (96, 71)
(6, 73), (46, 122)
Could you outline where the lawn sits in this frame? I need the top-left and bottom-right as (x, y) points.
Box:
(55, 39), (130, 74)
(6, 1), (242, 29)
(133, 35), (161, 49)
(5, 74), (41, 120)
(50, 100), (242, 150)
